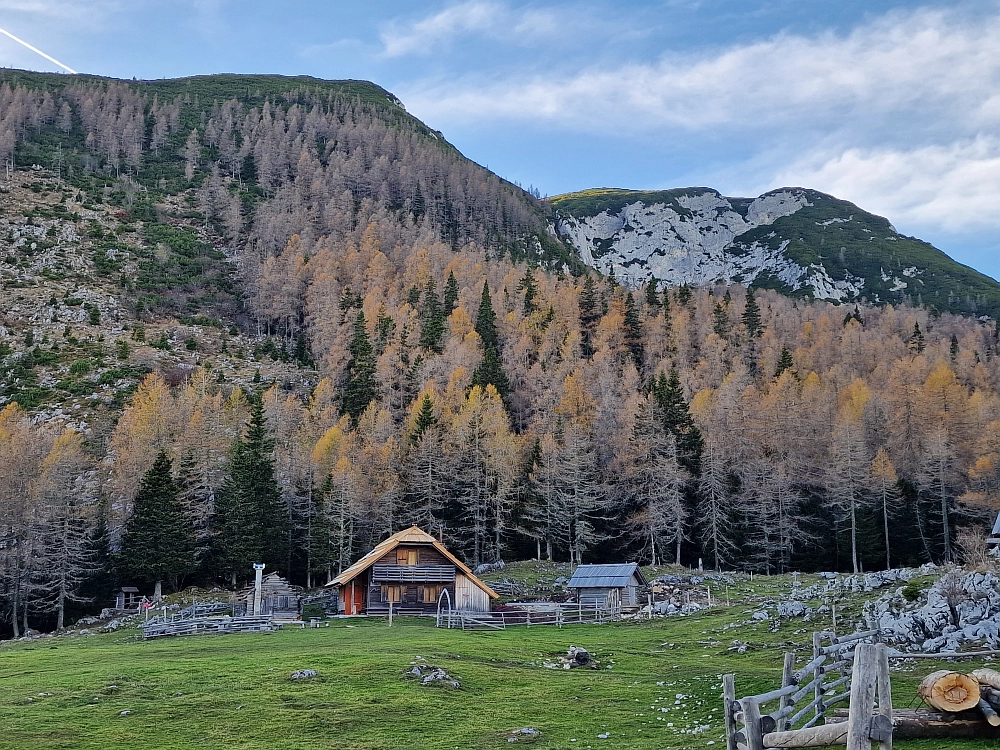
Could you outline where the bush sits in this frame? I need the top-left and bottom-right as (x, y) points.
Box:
(69, 359), (92, 376)
(902, 580), (923, 602)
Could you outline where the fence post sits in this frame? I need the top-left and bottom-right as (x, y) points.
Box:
(876, 643), (893, 750)
(846, 643), (878, 750)
(813, 631), (824, 724)
(741, 697), (765, 750)
(780, 652), (795, 730)
(723, 673), (737, 750)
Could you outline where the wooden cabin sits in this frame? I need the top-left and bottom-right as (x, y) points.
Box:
(327, 526), (498, 615)
(567, 563), (648, 608)
(237, 572), (301, 620)
(115, 586), (142, 611)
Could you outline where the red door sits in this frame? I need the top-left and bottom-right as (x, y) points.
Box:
(345, 580), (364, 614)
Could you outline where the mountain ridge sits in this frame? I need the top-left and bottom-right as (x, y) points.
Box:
(550, 186), (1000, 317)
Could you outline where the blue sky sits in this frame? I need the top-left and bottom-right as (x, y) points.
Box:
(2, 0), (999, 278)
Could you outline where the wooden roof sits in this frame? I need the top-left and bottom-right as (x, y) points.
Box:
(326, 525), (498, 599)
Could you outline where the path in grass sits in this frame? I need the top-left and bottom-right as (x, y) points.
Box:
(2, 608), (998, 749)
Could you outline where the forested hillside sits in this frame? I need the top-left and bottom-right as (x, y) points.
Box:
(1, 72), (999, 637)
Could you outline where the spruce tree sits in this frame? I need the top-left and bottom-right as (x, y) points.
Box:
(443, 270), (459, 312)
(518, 266), (538, 315)
(950, 333), (959, 361)
(742, 288), (762, 338)
(475, 281), (498, 350)
(579, 276), (598, 325)
(342, 311), (379, 423)
(472, 345), (511, 402)
(652, 370), (703, 474)
(775, 346), (795, 378)
(411, 393), (437, 443)
(712, 302), (730, 337)
(909, 322), (926, 354)
(119, 451), (196, 591)
(677, 284), (693, 308)
(644, 278), (660, 310)
(624, 292), (644, 363)
(419, 277), (445, 352)
(214, 397), (287, 581)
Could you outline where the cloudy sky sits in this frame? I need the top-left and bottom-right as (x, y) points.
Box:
(2, 0), (998, 277)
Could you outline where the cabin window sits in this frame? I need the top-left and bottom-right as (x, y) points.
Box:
(382, 585), (402, 603)
(418, 585), (442, 603)
(396, 549), (418, 565)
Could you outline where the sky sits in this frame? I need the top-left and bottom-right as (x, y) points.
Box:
(1, 0), (998, 278)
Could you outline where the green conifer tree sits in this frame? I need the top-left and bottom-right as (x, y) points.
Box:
(950, 333), (959, 361)
(644, 278), (660, 310)
(119, 451), (196, 591)
(518, 266), (538, 315)
(419, 277), (445, 352)
(909, 322), (926, 354)
(443, 270), (459, 312)
(579, 276), (598, 326)
(652, 370), (703, 474)
(342, 311), (379, 423)
(742, 288), (762, 338)
(624, 292), (644, 363)
(475, 281), (498, 351)
(775, 346), (795, 378)
(472, 345), (511, 401)
(411, 393), (437, 444)
(214, 397), (287, 582)
(677, 284), (693, 308)
(712, 302), (730, 337)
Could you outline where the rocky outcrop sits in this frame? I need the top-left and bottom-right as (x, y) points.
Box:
(865, 570), (1000, 653)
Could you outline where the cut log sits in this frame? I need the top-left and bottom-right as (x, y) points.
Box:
(918, 670), (981, 712)
(973, 667), (1000, 689)
(829, 708), (1000, 739)
(979, 698), (1000, 727)
(982, 685), (1000, 713)
(762, 715), (892, 747)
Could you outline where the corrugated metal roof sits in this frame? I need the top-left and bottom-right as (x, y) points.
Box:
(567, 563), (648, 589)
(992, 511), (1000, 536)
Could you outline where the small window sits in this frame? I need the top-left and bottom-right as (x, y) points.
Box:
(396, 549), (418, 565)
(382, 585), (402, 603)
(418, 585), (441, 603)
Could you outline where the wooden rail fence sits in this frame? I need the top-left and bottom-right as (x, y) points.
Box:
(723, 630), (892, 749)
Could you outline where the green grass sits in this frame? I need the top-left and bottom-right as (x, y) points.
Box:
(2, 598), (998, 750)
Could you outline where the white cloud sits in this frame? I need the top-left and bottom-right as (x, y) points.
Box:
(769, 137), (1000, 233)
(379, 0), (608, 57)
(401, 6), (1000, 134)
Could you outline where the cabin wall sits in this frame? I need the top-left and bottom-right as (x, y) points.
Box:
(455, 574), (491, 612)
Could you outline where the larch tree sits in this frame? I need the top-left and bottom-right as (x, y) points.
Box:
(870, 447), (902, 569)
(31, 429), (96, 630)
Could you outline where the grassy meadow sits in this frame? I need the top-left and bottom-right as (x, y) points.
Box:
(2, 572), (999, 750)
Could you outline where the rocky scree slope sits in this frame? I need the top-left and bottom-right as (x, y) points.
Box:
(551, 187), (1000, 317)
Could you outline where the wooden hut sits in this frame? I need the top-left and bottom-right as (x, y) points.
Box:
(238, 572), (301, 620)
(327, 526), (498, 615)
(115, 587), (142, 611)
(567, 563), (648, 608)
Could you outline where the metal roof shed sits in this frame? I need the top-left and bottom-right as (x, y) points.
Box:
(567, 563), (649, 608)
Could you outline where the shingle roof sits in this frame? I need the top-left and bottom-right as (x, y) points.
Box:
(325, 525), (498, 598)
(567, 563), (648, 589)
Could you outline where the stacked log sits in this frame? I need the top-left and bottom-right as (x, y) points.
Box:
(917, 670), (980, 712)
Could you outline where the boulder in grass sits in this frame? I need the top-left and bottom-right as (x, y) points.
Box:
(290, 669), (317, 680)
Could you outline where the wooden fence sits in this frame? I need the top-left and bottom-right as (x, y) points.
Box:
(723, 630), (893, 749)
(437, 601), (621, 630)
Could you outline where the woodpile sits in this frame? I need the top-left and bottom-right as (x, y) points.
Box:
(918, 670), (980, 712)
